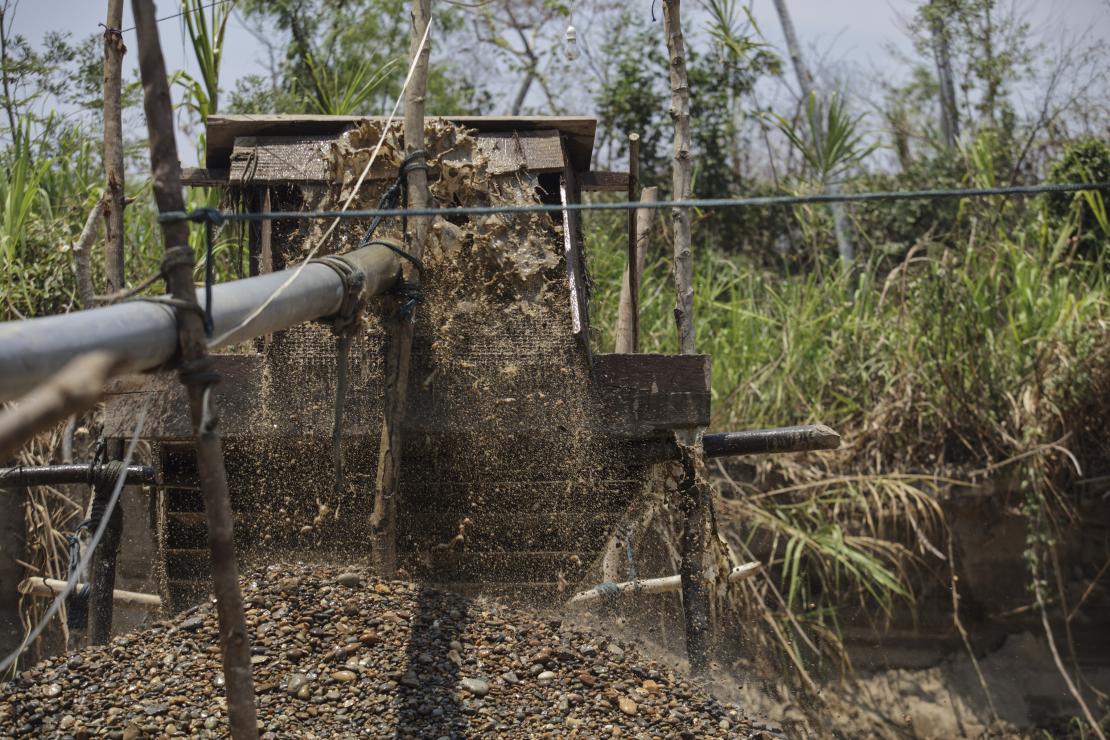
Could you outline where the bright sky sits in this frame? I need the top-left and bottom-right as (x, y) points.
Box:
(9, 0), (1110, 164)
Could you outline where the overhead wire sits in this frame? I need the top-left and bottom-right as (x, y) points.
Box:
(119, 0), (233, 34)
(160, 181), (1110, 227)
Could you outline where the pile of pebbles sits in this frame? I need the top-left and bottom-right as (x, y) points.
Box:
(1, 563), (760, 738)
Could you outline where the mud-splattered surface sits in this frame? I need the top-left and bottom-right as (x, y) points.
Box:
(181, 121), (652, 605)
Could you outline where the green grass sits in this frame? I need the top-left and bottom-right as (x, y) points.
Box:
(584, 199), (1109, 673)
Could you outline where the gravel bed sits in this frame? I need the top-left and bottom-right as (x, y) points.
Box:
(1, 563), (757, 738)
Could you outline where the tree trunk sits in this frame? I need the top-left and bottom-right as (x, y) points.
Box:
(102, 0), (126, 294)
(771, 0), (855, 265)
(131, 2), (258, 737)
(372, 0), (432, 576)
(929, 3), (960, 149)
(661, 0), (711, 675)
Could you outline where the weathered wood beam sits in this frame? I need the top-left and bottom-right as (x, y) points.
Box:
(577, 170), (630, 191)
(181, 167), (230, 187)
(131, 2), (258, 736)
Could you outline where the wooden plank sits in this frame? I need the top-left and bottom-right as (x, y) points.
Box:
(181, 167), (229, 187)
(228, 135), (337, 184)
(590, 353), (712, 438)
(475, 130), (564, 175)
(577, 171), (630, 191)
(206, 114), (597, 173)
(559, 139), (591, 343)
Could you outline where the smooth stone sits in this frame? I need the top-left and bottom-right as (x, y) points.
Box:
(618, 697), (637, 716)
(204, 717), (219, 730)
(537, 671), (556, 684)
(286, 673), (309, 695)
(336, 573), (362, 588)
(501, 671), (519, 685)
(460, 677), (489, 697)
(331, 670), (357, 683)
(296, 685), (312, 700)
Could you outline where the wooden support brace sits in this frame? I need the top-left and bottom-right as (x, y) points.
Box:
(569, 562), (760, 608)
(20, 577), (161, 609)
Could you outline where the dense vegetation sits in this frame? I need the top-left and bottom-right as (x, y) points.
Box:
(2, 0), (1108, 713)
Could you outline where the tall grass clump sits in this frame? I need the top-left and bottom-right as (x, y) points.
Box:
(583, 187), (1110, 674)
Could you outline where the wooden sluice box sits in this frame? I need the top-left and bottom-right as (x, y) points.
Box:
(103, 115), (709, 608)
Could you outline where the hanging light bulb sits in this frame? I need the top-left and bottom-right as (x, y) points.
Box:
(565, 25), (578, 61)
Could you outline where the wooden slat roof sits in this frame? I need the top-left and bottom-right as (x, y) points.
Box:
(205, 114), (597, 173)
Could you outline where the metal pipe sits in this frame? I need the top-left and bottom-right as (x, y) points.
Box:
(0, 463), (155, 487)
(0, 246), (401, 402)
(703, 424), (841, 457)
(623, 424), (841, 463)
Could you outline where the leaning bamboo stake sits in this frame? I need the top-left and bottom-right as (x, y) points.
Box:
(372, 0), (433, 576)
(569, 563), (760, 608)
(615, 186), (658, 354)
(662, 0), (712, 675)
(20, 577), (161, 609)
(625, 132), (641, 351)
(72, 197), (103, 308)
(0, 352), (121, 461)
(131, 2), (258, 737)
(102, 0), (126, 294)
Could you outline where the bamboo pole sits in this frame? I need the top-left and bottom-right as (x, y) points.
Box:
(102, 0), (126, 294)
(625, 133), (641, 352)
(372, 0), (433, 576)
(661, 0), (712, 675)
(0, 352), (121, 461)
(20, 577), (161, 608)
(569, 563), (760, 608)
(615, 184), (658, 356)
(130, 3), (258, 736)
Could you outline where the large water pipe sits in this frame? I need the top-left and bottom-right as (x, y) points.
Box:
(0, 246), (401, 403)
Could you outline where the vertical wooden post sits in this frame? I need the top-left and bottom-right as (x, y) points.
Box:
(625, 133), (640, 352)
(615, 186), (657, 354)
(102, 0), (126, 294)
(372, 0), (433, 576)
(662, 0), (710, 675)
(131, 2), (258, 737)
(87, 472), (122, 645)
